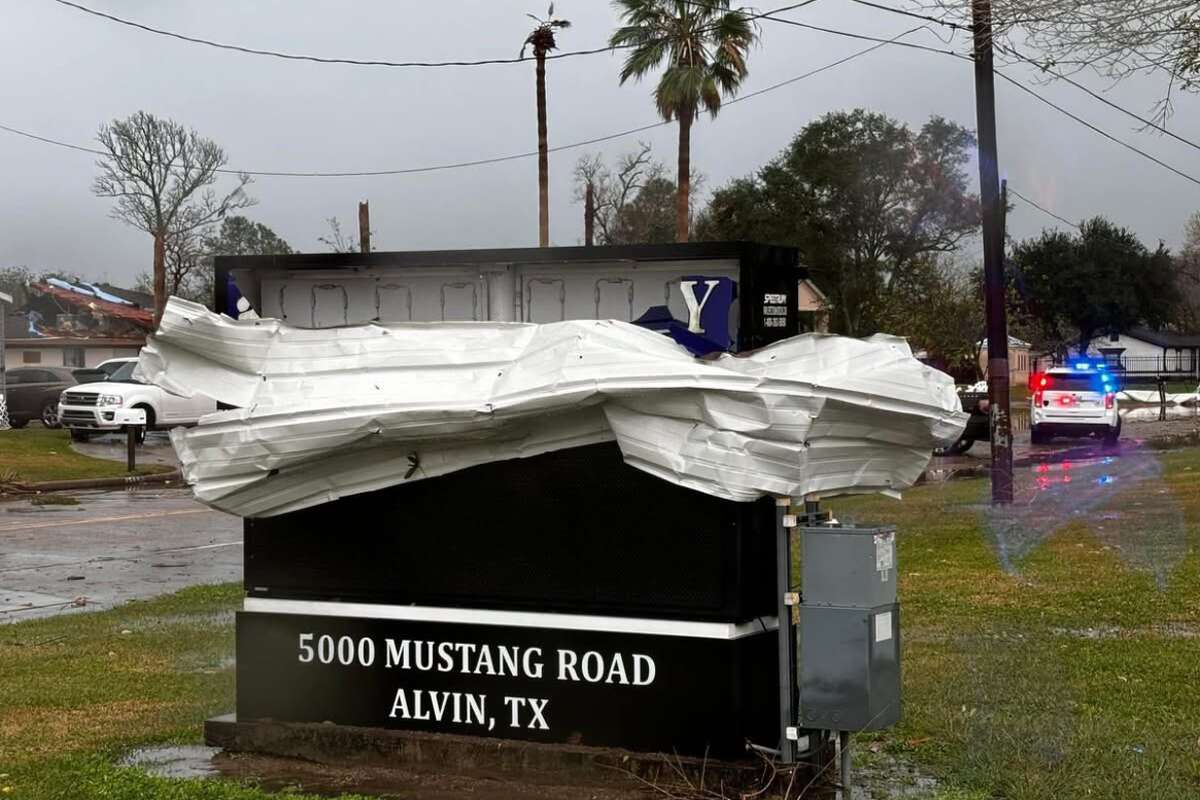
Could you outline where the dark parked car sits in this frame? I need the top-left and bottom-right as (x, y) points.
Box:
(933, 390), (989, 456)
(3, 367), (78, 428)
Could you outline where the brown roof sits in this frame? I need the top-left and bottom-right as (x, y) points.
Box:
(9, 336), (144, 348)
(30, 282), (154, 328)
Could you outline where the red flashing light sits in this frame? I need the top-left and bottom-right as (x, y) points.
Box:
(1105, 393), (1115, 409)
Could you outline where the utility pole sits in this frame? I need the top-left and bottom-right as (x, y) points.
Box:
(584, 182), (595, 247)
(358, 201), (371, 255)
(972, 0), (1013, 504)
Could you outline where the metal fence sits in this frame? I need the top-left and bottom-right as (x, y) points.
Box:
(1039, 354), (1200, 378)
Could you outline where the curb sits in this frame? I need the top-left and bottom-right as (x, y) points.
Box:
(2, 470), (183, 493)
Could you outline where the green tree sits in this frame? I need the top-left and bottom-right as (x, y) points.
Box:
(610, 0), (755, 242)
(133, 216), (292, 309)
(1011, 217), (1180, 353)
(204, 216), (293, 257)
(523, 5), (571, 247)
(0, 267), (35, 308)
(696, 110), (980, 335)
(92, 111), (254, 324)
(876, 258), (986, 379)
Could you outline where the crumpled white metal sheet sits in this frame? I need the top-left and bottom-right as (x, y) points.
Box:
(138, 298), (967, 518)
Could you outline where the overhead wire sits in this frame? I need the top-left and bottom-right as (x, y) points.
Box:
(1008, 187), (1082, 230)
(0, 26), (923, 178)
(16, 1), (1200, 188)
(48, 0), (822, 69)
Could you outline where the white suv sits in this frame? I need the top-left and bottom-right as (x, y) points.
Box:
(58, 358), (216, 442)
(1029, 361), (1120, 445)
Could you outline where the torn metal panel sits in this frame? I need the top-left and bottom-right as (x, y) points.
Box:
(139, 298), (967, 518)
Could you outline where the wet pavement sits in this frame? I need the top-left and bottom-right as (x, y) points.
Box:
(71, 429), (182, 468)
(0, 487), (241, 623)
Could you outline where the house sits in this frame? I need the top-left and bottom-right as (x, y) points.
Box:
(797, 278), (830, 333)
(3, 279), (151, 369)
(1084, 328), (1200, 376)
(978, 335), (1033, 386)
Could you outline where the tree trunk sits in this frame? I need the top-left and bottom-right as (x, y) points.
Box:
(536, 53), (550, 248)
(584, 182), (595, 247)
(675, 109), (693, 243)
(152, 229), (167, 327)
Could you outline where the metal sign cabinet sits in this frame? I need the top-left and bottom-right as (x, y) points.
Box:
(206, 243), (901, 767)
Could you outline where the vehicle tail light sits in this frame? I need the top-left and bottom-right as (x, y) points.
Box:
(1031, 373), (1049, 405)
(1105, 393), (1114, 409)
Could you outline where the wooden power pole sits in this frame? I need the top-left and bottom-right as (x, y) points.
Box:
(584, 182), (595, 247)
(358, 201), (371, 255)
(971, 0), (1013, 504)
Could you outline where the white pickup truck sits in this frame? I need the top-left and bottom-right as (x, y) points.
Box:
(58, 357), (216, 442)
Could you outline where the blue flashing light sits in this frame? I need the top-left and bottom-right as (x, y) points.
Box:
(1073, 362), (1091, 370)
(1096, 362), (1107, 370)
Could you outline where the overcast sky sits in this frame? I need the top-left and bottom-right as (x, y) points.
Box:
(2, 0), (1198, 287)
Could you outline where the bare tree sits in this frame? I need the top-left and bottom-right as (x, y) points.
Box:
(318, 217), (373, 253)
(573, 143), (661, 244)
(93, 111), (253, 324)
(574, 143), (706, 245)
(926, 0), (1200, 120)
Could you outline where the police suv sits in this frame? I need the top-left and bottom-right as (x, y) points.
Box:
(1029, 360), (1120, 445)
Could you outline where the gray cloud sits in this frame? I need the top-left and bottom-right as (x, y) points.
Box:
(2, 0), (1196, 286)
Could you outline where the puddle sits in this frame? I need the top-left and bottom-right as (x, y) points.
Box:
(121, 745), (221, 779)
(980, 448), (1190, 587)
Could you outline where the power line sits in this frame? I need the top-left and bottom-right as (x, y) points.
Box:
(994, 42), (1200, 154)
(845, 0), (1200, 155)
(1008, 187), (1081, 230)
(0, 27), (918, 179)
(993, 70), (1200, 187)
(18, 4), (1200, 189)
(48, 0), (622, 67)
(845, 0), (967, 32)
(681, 0), (970, 59)
(49, 0), (821, 70)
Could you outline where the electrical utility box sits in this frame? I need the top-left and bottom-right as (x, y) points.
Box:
(798, 525), (901, 731)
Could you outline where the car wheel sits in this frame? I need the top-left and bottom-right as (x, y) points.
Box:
(934, 437), (974, 457)
(8, 418), (29, 429)
(69, 428), (91, 442)
(41, 403), (62, 429)
(1103, 419), (1121, 446)
(1031, 425), (1048, 445)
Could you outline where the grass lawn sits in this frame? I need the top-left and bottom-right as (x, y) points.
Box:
(0, 585), (364, 800)
(0, 427), (172, 483)
(834, 450), (1200, 800)
(1, 452), (1198, 798)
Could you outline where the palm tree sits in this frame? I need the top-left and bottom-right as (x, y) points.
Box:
(523, 5), (571, 248)
(610, 1), (755, 242)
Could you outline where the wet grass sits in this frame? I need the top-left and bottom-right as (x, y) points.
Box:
(2, 450), (1198, 799)
(0, 427), (171, 483)
(0, 584), (365, 799)
(832, 449), (1200, 800)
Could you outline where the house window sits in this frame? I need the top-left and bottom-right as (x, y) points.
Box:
(22, 351), (41, 364)
(63, 347), (85, 367)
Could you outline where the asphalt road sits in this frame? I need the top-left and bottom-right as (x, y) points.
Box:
(0, 488), (241, 624)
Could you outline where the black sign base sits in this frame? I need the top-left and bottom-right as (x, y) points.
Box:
(234, 606), (778, 759)
(204, 712), (800, 794)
